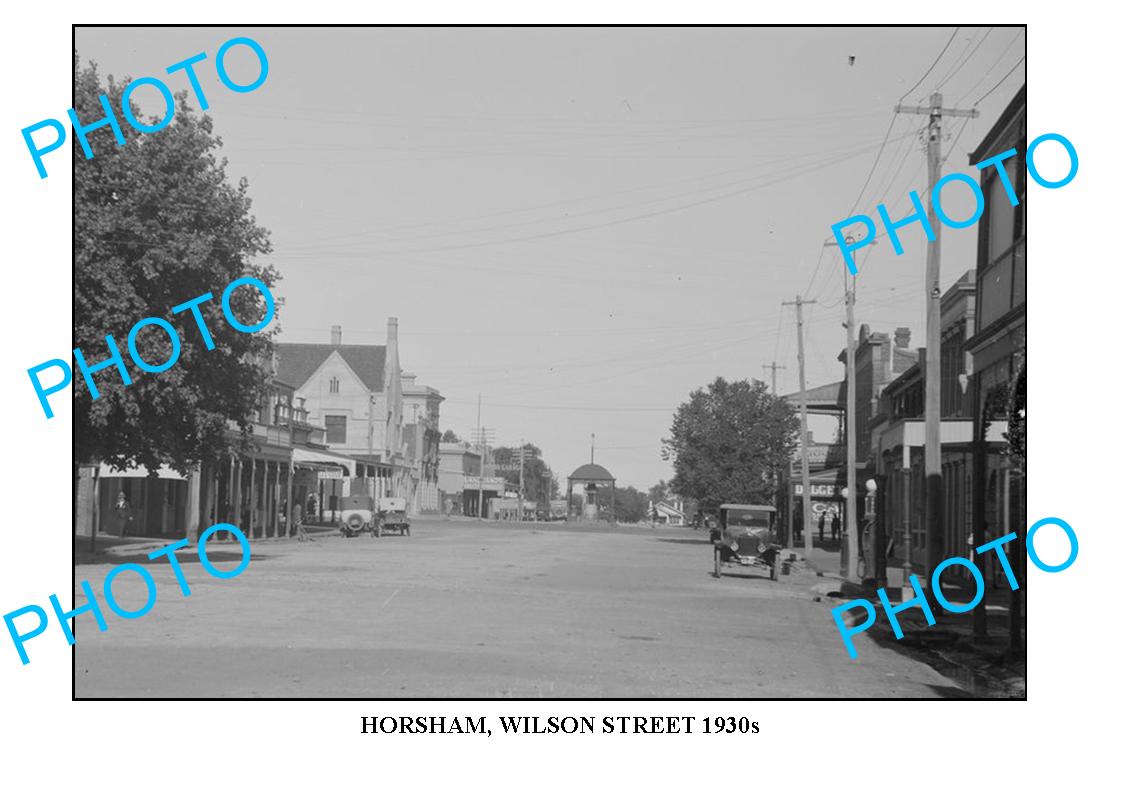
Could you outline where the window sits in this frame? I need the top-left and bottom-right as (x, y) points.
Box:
(977, 154), (1024, 333)
(941, 329), (965, 417)
(1012, 240), (1026, 309)
(979, 252), (1013, 330)
(325, 415), (347, 444)
(986, 166), (1016, 263)
(329, 377), (340, 394)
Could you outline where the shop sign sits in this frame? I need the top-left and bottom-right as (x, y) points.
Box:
(794, 483), (840, 498)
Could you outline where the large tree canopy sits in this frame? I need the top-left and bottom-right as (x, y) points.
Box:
(662, 377), (797, 510)
(74, 58), (278, 475)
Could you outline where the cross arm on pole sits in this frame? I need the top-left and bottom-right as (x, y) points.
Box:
(895, 103), (979, 119)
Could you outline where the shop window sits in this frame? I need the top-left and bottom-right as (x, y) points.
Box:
(325, 415), (347, 444)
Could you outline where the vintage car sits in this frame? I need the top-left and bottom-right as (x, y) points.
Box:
(376, 497), (411, 536)
(711, 504), (781, 581)
(339, 494), (377, 538)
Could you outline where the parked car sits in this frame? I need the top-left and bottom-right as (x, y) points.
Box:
(339, 495), (376, 538)
(377, 497), (410, 536)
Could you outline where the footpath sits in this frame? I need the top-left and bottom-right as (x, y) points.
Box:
(796, 543), (1026, 698)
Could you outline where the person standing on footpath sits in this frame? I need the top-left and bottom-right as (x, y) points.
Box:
(294, 500), (309, 542)
(831, 511), (841, 542)
(818, 511), (826, 543)
(114, 491), (132, 536)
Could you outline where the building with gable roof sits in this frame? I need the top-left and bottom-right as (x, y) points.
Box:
(275, 319), (444, 514)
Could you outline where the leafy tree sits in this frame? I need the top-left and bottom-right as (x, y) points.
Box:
(491, 443), (555, 504)
(441, 429), (461, 443)
(662, 377), (798, 510)
(648, 479), (671, 506)
(598, 485), (648, 523)
(74, 58), (277, 483)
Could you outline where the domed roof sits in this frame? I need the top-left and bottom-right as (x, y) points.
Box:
(569, 462), (615, 481)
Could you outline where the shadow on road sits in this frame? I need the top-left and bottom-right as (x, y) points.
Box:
(711, 570), (772, 582)
(656, 537), (711, 545)
(75, 535), (271, 567)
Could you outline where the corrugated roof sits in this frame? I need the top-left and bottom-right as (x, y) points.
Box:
(275, 343), (387, 393)
(784, 380), (845, 409)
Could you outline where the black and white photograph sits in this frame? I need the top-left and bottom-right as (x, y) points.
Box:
(63, 24), (1032, 700)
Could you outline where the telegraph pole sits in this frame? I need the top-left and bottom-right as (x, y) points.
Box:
(895, 92), (978, 590)
(843, 272), (860, 580)
(518, 438), (525, 523)
(826, 235), (876, 581)
(475, 394), (483, 521)
(762, 361), (787, 394)
(782, 296), (816, 559)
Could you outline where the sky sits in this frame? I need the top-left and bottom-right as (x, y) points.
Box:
(75, 25), (1026, 490)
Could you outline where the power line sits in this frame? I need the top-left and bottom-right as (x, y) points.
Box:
(899, 27), (962, 99)
(823, 26), (961, 278)
(859, 27), (959, 206)
(285, 128), (900, 251)
(272, 132), (916, 260)
(973, 55), (1026, 105)
(954, 29), (1025, 104)
(935, 27), (994, 90)
(806, 119), (921, 301)
(942, 117), (975, 165)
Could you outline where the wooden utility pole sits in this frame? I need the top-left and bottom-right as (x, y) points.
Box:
(895, 92), (979, 591)
(475, 393), (483, 521)
(518, 438), (525, 523)
(762, 361), (787, 394)
(842, 271), (860, 581)
(782, 296), (816, 559)
(826, 234), (876, 582)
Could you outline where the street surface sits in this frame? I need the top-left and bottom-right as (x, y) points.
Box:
(75, 520), (962, 698)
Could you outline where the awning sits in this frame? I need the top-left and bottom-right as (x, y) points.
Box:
(292, 447), (357, 476)
(101, 464), (188, 481)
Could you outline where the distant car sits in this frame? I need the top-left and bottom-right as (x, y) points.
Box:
(339, 495), (376, 538)
(377, 497), (411, 536)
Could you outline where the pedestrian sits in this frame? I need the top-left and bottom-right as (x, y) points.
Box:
(114, 491), (132, 537)
(818, 511), (826, 543)
(831, 511), (841, 542)
(294, 500), (309, 542)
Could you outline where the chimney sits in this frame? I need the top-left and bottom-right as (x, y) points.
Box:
(330, 325), (342, 346)
(894, 327), (911, 349)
